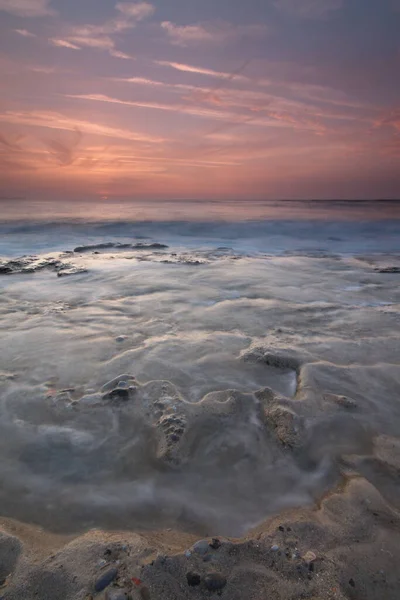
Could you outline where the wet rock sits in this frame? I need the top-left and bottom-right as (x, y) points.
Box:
(375, 266), (400, 273)
(94, 567), (118, 592)
(57, 267), (88, 277)
(186, 572), (201, 587)
(209, 538), (221, 550)
(204, 572), (227, 592)
(103, 388), (130, 402)
(102, 375), (135, 392)
(117, 381), (129, 389)
(193, 540), (210, 556)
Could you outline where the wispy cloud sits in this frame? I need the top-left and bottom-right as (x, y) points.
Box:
(50, 39), (80, 50)
(14, 29), (37, 37)
(161, 20), (267, 46)
(0, 0), (54, 17)
(0, 110), (165, 144)
(115, 2), (154, 20)
(156, 60), (248, 81)
(49, 2), (154, 58)
(274, 0), (343, 19)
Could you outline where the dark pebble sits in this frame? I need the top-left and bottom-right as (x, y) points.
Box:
(140, 586), (151, 600)
(204, 572), (227, 591)
(186, 572), (201, 587)
(279, 526), (285, 532)
(209, 538), (221, 550)
(349, 578), (356, 588)
(94, 567), (118, 592)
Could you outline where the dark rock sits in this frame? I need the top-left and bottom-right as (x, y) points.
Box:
(94, 567), (118, 592)
(279, 526), (285, 532)
(133, 243), (168, 250)
(209, 538), (221, 550)
(349, 578), (356, 587)
(375, 267), (400, 274)
(103, 388), (130, 402)
(204, 572), (227, 592)
(186, 572), (201, 587)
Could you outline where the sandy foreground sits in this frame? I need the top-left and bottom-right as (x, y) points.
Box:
(0, 244), (400, 599)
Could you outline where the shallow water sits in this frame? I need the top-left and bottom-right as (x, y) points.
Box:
(0, 203), (399, 536)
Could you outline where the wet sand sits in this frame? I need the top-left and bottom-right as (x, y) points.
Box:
(1, 240), (400, 599)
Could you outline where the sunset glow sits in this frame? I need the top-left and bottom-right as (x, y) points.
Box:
(1, 0), (400, 201)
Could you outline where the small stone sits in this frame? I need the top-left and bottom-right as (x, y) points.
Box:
(184, 550), (192, 558)
(98, 559), (107, 568)
(140, 587), (151, 600)
(106, 589), (131, 600)
(349, 578), (356, 588)
(94, 567), (118, 592)
(302, 551), (317, 563)
(204, 572), (227, 592)
(116, 336), (128, 343)
(186, 572), (201, 587)
(271, 545), (280, 552)
(193, 540), (210, 556)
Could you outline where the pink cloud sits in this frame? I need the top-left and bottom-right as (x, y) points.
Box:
(115, 2), (155, 20)
(14, 29), (37, 38)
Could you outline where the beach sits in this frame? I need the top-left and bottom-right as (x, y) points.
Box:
(0, 203), (400, 599)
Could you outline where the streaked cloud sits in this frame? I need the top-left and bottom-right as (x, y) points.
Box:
(0, 0), (54, 17)
(0, 110), (165, 144)
(160, 21), (267, 46)
(50, 39), (80, 50)
(156, 60), (248, 81)
(274, 0), (343, 19)
(14, 29), (37, 37)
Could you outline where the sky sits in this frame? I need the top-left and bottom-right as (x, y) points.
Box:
(0, 0), (399, 202)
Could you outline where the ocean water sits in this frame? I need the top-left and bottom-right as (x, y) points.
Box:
(1, 199), (400, 257)
(0, 199), (399, 536)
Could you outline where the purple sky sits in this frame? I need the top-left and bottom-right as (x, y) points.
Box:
(0, 0), (399, 201)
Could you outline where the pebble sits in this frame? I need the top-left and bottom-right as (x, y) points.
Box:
(106, 589), (131, 600)
(140, 587), (151, 600)
(193, 540), (210, 556)
(302, 551), (317, 563)
(271, 545), (280, 552)
(186, 572), (201, 587)
(209, 538), (221, 550)
(116, 336), (128, 343)
(94, 567), (118, 592)
(184, 550), (192, 558)
(117, 381), (129, 389)
(204, 572), (227, 592)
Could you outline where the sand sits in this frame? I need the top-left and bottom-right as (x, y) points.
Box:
(0, 239), (400, 599)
